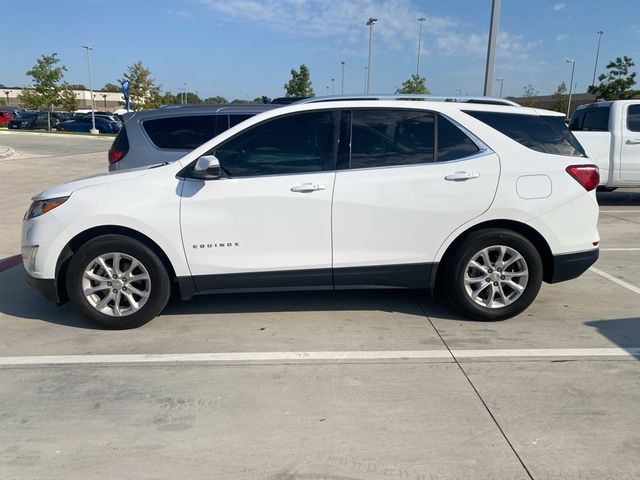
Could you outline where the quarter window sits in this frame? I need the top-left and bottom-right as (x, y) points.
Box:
(627, 105), (640, 132)
(214, 111), (335, 177)
(350, 109), (434, 168)
(465, 110), (585, 157)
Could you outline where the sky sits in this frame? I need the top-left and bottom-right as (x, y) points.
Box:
(3, 0), (640, 101)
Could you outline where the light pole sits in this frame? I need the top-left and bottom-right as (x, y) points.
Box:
(102, 93), (107, 108)
(3, 91), (9, 104)
(566, 59), (576, 119)
(341, 61), (346, 95)
(483, 0), (501, 96)
(331, 78), (335, 95)
(496, 77), (504, 97)
(591, 30), (604, 88)
(416, 17), (426, 76)
(82, 45), (98, 134)
(364, 66), (368, 93)
(326, 86), (330, 95)
(366, 17), (377, 94)
(183, 83), (187, 104)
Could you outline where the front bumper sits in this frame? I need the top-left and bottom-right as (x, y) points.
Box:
(548, 249), (599, 283)
(25, 270), (60, 304)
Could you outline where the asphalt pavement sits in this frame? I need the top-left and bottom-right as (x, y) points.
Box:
(0, 131), (639, 480)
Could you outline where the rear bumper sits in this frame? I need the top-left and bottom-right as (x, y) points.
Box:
(25, 270), (60, 304)
(548, 249), (599, 283)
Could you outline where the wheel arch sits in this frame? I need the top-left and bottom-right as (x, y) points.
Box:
(56, 225), (186, 304)
(433, 219), (555, 289)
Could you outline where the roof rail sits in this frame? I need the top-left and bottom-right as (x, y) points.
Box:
(293, 94), (521, 107)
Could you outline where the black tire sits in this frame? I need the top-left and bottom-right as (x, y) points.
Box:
(67, 235), (171, 329)
(443, 229), (543, 321)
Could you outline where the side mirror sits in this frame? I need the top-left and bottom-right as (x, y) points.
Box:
(191, 155), (221, 180)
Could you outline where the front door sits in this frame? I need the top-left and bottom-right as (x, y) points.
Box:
(180, 110), (338, 292)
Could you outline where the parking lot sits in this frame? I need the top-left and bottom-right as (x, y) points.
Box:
(0, 132), (639, 479)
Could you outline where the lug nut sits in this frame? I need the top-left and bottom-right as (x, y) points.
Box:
(112, 275), (117, 279)
(486, 278), (491, 282)
(122, 287), (127, 292)
(112, 289), (118, 293)
(488, 269), (493, 273)
(493, 282), (498, 286)
(107, 282), (112, 286)
(500, 276), (505, 280)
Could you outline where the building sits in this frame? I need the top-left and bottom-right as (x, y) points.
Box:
(0, 87), (124, 111)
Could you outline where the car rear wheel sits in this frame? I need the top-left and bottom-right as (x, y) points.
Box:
(443, 229), (543, 321)
(67, 235), (171, 329)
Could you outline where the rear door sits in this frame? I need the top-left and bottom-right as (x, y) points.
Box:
(331, 108), (499, 288)
(620, 103), (640, 183)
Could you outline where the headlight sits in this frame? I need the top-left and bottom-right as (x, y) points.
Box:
(25, 196), (69, 220)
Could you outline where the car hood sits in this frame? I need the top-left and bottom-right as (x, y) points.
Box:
(32, 168), (149, 200)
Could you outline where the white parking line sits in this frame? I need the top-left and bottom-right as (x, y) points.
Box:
(589, 267), (640, 295)
(0, 348), (638, 366)
(600, 210), (640, 213)
(600, 248), (640, 251)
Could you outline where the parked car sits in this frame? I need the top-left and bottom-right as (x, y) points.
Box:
(0, 109), (14, 126)
(7, 111), (65, 130)
(108, 104), (279, 171)
(58, 115), (120, 133)
(22, 97), (599, 329)
(570, 100), (640, 189)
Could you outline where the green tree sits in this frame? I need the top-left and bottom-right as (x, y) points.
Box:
(204, 96), (228, 104)
(283, 64), (314, 97)
(18, 53), (67, 114)
(102, 82), (121, 92)
(588, 56), (638, 100)
(119, 61), (162, 110)
(160, 91), (178, 105)
(65, 83), (87, 90)
(59, 84), (78, 111)
(550, 81), (567, 113)
(395, 74), (430, 94)
(521, 83), (539, 107)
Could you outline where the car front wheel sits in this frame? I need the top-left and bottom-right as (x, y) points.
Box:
(443, 229), (543, 321)
(67, 235), (171, 329)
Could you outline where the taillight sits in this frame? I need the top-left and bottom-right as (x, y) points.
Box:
(566, 164), (599, 191)
(108, 149), (124, 164)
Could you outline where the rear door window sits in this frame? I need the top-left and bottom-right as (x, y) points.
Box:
(143, 115), (217, 149)
(350, 109), (434, 168)
(464, 110), (585, 157)
(437, 116), (479, 162)
(627, 105), (640, 132)
(581, 107), (610, 131)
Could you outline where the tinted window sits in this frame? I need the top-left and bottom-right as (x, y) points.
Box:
(569, 109), (585, 130)
(143, 115), (216, 149)
(350, 109), (434, 168)
(437, 115), (479, 162)
(229, 114), (253, 128)
(464, 111), (585, 157)
(581, 107), (610, 131)
(214, 111), (334, 177)
(627, 105), (640, 132)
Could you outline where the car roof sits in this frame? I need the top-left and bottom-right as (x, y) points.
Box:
(122, 103), (279, 122)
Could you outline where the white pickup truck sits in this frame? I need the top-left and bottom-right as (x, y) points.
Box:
(569, 100), (640, 189)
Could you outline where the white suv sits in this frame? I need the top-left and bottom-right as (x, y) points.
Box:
(22, 98), (600, 329)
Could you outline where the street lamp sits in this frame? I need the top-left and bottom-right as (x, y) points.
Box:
(183, 82), (187, 104)
(364, 66), (368, 93)
(3, 91), (9, 104)
(326, 86), (330, 95)
(331, 78), (335, 95)
(483, 0), (501, 96)
(82, 45), (98, 134)
(495, 77), (504, 97)
(566, 59), (576, 119)
(102, 93), (107, 108)
(341, 61), (346, 95)
(416, 17), (426, 76)
(591, 31), (604, 88)
(366, 17), (377, 94)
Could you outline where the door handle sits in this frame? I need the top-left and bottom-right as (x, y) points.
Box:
(290, 183), (327, 193)
(625, 139), (640, 145)
(444, 171), (481, 181)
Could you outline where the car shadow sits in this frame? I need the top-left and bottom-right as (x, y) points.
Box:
(585, 317), (640, 354)
(1, 264), (469, 329)
(597, 189), (640, 206)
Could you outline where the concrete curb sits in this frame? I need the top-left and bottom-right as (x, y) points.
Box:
(0, 146), (14, 158)
(0, 254), (22, 272)
(0, 130), (113, 139)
